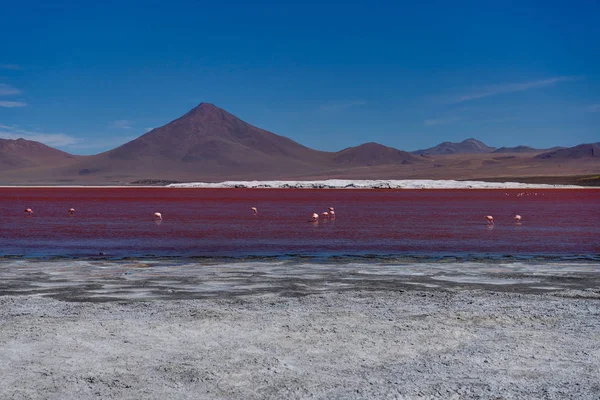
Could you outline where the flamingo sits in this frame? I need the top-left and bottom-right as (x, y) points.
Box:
(69, 208), (75, 215)
(251, 207), (258, 214)
(24, 208), (33, 215)
(514, 214), (522, 223)
(485, 215), (494, 225)
(328, 207), (334, 212)
(329, 210), (335, 218)
(321, 211), (329, 218)
(154, 212), (162, 220)
(311, 212), (319, 222)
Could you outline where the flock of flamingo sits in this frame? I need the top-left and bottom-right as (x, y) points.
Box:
(251, 206), (336, 222)
(153, 206), (338, 223)
(486, 214), (522, 225)
(24, 206), (518, 225)
(24, 208), (76, 216)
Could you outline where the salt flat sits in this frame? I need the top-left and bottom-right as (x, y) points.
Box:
(167, 179), (584, 189)
(1, 259), (599, 399)
(1, 289), (599, 399)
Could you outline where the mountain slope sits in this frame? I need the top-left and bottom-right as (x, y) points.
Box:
(332, 142), (422, 166)
(493, 146), (537, 153)
(70, 103), (331, 180)
(535, 143), (600, 160)
(0, 138), (80, 170)
(413, 138), (496, 155)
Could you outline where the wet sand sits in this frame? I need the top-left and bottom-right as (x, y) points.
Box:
(1, 260), (600, 399)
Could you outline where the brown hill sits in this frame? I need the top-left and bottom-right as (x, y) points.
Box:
(493, 146), (538, 153)
(70, 103), (332, 181)
(535, 143), (600, 160)
(0, 138), (79, 170)
(413, 138), (496, 155)
(332, 142), (422, 166)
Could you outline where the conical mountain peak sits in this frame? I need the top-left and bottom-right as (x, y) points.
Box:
(89, 102), (326, 177)
(174, 102), (237, 124)
(188, 102), (224, 115)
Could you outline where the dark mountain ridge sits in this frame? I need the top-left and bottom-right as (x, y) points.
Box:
(493, 146), (537, 153)
(535, 143), (600, 160)
(332, 142), (422, 166)
(413, 138), (496, 155)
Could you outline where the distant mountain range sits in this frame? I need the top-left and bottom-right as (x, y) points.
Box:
(535, 143), (600, 160)
(0, 103), (598, 185)
(493, 146), (537, 153)
(412, 138), (496, 155)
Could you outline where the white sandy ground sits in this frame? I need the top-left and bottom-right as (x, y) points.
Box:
(1, 288), (600, 399)
(167, 179), (585, 189)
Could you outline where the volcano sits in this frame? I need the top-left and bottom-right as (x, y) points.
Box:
(71, 103), (332, 181)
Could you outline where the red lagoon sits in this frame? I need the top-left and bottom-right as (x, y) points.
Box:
(0, 188), (598, 259)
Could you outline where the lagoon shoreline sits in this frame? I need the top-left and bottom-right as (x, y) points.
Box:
(1, 178), (598, 189)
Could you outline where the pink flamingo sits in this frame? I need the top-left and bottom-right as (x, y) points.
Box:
(24, 208), (33, 215)
(321, 211), (329, 218)
(514, 214), (522, 223)
(485, 215), (494, 225)
(329, 210), (335, 218)
(311, 212), (319, 222)
(69, 208), (75, 215)
(251, 207), (258, 215)
(154, 212), (162, 220)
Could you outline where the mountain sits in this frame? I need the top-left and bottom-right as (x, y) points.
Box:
(413, 138), (496, 155)
(70, 103), (331, 180)
(332, 142), (422, 166)
(493, 146), (537, 153)
(0, 138), (79, 170)
(493, 146), (569, 154)
(0, 104), (597, 185)
(535, 143), (600, 160)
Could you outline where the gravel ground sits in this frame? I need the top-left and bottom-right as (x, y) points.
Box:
(1, 288), (599, 399)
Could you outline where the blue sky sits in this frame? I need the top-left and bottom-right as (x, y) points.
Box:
(1, 0), (598, 154)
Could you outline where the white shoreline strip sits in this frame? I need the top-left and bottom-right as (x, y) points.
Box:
(167, 179), (585, 189)
(0, 179), (593, 189)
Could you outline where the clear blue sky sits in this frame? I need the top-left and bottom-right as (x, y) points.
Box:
(1, 0), (598, 154)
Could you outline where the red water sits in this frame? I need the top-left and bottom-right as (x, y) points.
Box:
(0, 188), (598, 259)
